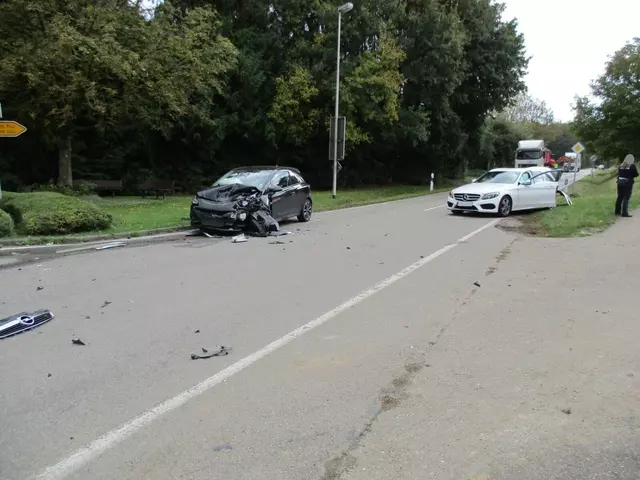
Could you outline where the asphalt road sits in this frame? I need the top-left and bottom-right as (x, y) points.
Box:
(0, 167), (612, 480)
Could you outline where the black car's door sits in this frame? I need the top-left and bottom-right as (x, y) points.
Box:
(268, 171), (296, 219)
(286, 171), (308, 212)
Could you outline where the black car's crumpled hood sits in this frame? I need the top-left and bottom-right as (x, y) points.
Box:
(192, 182), (279, 236)
(197, 184), (262, 203)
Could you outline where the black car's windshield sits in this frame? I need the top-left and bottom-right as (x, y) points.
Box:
(475, 171), (520, 184)
(213, 170), (273, 190)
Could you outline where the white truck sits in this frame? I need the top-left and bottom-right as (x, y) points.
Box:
(515, 139), (552, 168)
(563, 152), (581, 172)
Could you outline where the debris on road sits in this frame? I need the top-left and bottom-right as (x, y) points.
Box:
(0, 309), (55, 339)
(249, 210), (279, 237)
(71, 338), (86, 346)
(557, 190), (573, 206)
(561, 408), (572, 415)
(194, 329), (200, 334)
(213, 443), (233, 452)
(190, 345), (231, 360)
(473, 281), (481, 287)
(36, 286), (44, 291)
(269, 230), (293, 237)
(202, 231), (222, 239)
(47, 373), (52, 378)
(95, 242), (126, 251)
(269, 240), (285, 245)
(101, 301), (112, 308)
(232, 234), (248, 243)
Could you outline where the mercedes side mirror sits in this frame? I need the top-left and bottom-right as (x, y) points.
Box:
(521, 180), (532, 186)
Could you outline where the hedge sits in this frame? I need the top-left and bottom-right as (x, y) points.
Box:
(0, 192), (112, 235)
(0, 208), (14, 237)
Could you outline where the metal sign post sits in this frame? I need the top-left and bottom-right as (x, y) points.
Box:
(430, 172), (434, 192)
(571, 142), (585, 193)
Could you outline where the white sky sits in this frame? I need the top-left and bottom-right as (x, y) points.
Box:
(502, 0), (640, 122)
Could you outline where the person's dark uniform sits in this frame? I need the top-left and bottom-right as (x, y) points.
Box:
(615, 162), (639, 217)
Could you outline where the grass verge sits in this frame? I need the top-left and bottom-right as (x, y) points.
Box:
(99, 185), (453, 231)
(2, 184), (459, 244)
(523, 169), (636, 237)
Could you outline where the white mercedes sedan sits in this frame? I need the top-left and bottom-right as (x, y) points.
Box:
(446, 167), (564, 217)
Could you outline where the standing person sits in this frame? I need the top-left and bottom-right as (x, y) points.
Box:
(615, 154), (638, 217)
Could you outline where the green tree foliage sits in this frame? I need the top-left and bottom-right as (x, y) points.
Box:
(0, 0), (236, 186)
(0, 0), (528, 190)
(572, 38), (640, 160)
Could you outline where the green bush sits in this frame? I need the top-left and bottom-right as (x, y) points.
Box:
(0, 192), (112, 235)
(0, 209), (14, 237)
(31, 180), (96, 197)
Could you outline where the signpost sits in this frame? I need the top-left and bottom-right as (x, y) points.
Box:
(570, 142), (585, 193)
(430, 172), (434, 192)
(0, 120), (27, 138)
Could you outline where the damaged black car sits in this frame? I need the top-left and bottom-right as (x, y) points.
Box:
(190, 167), (313, 236)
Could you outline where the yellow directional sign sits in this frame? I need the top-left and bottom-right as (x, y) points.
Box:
(0, 121), (27, 138)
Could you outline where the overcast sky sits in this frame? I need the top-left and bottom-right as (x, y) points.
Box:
(502, 0), (639, 122)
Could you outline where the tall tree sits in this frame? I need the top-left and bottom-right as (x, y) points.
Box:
(0, 0), (237, 185)
(572, 37), (640, 160)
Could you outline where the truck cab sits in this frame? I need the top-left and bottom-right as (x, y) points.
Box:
(515, 139), (550, 168)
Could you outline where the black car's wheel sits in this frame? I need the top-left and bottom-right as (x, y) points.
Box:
(498, 195), (513, 217)
(298, 198), (312, 222)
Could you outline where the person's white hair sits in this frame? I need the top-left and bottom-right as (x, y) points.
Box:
(622, 154), (635, 167)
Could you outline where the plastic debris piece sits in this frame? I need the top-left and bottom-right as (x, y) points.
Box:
(268, 231), (293, 237)
(95, 242), (125, 251)
(101, 301), (112, 308)
(232, 234), (248, 243)
(190, 345), (231, 360)
(71, 338), (86, 346)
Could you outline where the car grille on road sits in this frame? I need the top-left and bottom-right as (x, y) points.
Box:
(454, 193), (481, 201)
(0, 310), (54, 339)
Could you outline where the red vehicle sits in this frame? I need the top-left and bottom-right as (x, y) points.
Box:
(544, 154), (559, 169)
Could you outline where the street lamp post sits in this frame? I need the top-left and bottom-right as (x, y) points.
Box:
(332, 2), (353, 199)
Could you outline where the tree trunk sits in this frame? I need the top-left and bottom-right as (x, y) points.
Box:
(58, 135), (73, 187)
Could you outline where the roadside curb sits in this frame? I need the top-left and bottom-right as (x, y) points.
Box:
(0, 225), (191, 248)
(0, 229), (198, 256)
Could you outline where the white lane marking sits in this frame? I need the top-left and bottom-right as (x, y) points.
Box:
(36, 218), (500, 480)
(423, 205), (445, 212)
